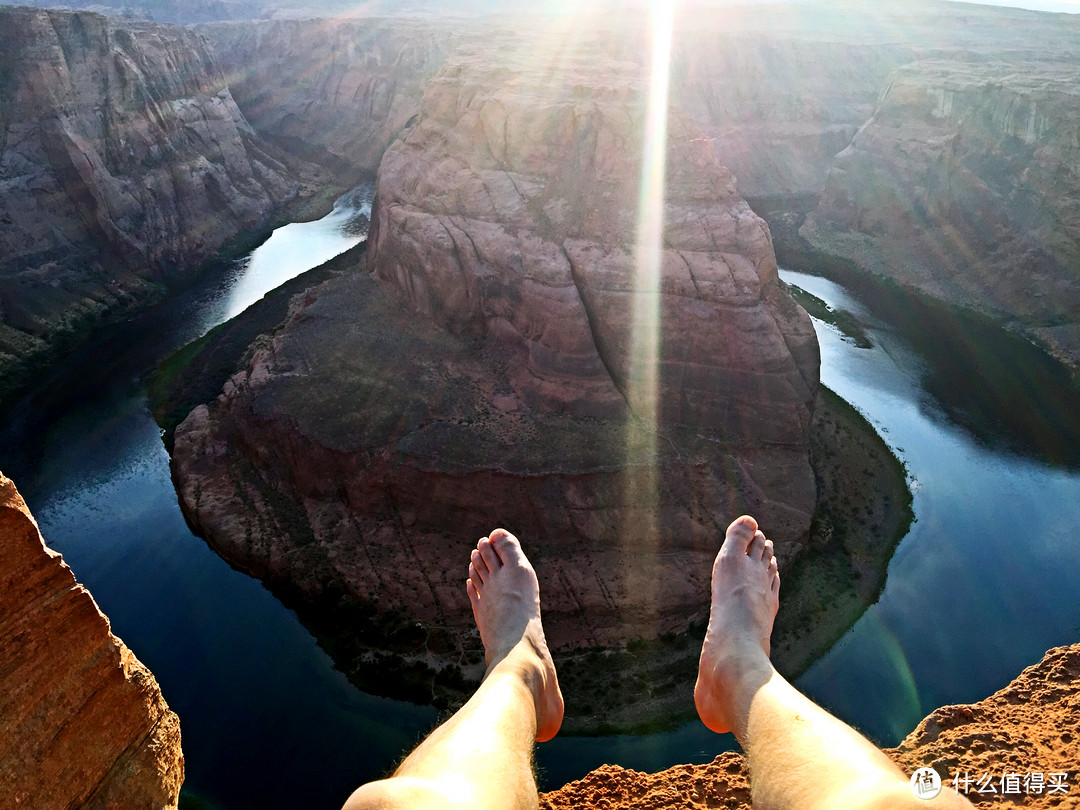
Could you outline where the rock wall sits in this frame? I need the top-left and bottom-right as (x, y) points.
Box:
(201, 12), (910, 199)
(803, 58), (1080, 369)
(540, 642), (1080, 809)
(0, 471), (183, 809)
(368, 41), (818, 443)
(668, 33), (914, 201)
(0, 6), (298, 406)
(200, 18), (466, 173)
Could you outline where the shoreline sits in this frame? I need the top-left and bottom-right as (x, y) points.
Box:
(0, 159), (358, 428)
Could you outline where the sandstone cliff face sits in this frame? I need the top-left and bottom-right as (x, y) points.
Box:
(540, 643), (1080, 809)
(201, 18), (465, 173)
(200, 11), (910, 201)
(803, 58), (1080, 369)
(0, 472), (183, 809)
(369, 44), (818, 442)
(668, 34), (914, 201)
(169, 42), (818, 725)
(0, 6), (298, 405)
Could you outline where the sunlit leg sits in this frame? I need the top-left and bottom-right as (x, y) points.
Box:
(341, 529), (563, 810)
(695, 516), (974, 810)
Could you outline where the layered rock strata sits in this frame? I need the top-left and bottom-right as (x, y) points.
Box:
(0, 472), (183, 808)
(0, 7), (298, 406)
(201, 18), (467, 173)
(201, 9), (912, 200)
(803, 58), (1080, 369)
(170, 45), (820, 723)
(541, 643), (1080, 809)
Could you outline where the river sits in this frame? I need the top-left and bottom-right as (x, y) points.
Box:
(2, 192), (1079, 807)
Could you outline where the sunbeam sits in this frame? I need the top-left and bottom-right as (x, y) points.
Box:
(620, 0), (675, 630)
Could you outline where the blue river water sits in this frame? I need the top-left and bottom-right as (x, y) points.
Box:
(2, 194), (1079, 807)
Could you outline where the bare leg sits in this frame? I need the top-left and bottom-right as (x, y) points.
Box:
(695, 516), (973, 810)
(342, 529), (564, 810)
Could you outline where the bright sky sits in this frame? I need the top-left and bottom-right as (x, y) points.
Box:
(962, 0), (1080, 11)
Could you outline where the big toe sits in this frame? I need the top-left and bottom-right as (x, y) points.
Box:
(488, 528), (526, 565)
(721, 515), (758, 554)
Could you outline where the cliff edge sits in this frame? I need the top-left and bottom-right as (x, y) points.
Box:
(541, 642), (1080, 809)
(0, 471), (184, 809)
(803, 58), (1080, 370)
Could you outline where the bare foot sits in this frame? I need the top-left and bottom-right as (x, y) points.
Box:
(467, 529), (565, 742)
(694, 515), (780, 735)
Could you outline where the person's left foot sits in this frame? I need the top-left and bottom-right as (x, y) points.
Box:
(467, 529), (565, 742)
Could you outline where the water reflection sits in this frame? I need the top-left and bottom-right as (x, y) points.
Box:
(783, 269), (1080, 747)
(218, 187), (372, 325)
(799, 270), (1080, 468)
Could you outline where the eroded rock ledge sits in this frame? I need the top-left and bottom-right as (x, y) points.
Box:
(0, 472), (183, 809)
(541, 643), (1080, 809)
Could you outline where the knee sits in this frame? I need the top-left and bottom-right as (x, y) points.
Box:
(341, 776), (470, 810)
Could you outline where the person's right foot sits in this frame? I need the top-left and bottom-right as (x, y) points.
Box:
(694, 515), (780, 735)
(467, 528), (565, 742)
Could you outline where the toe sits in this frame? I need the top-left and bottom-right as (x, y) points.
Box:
(761, 538), (774, 561)
(467, 577), (480, 605)
(721, 515), (758, 554)
(747, 530), (767, 560)
(470, 551), (488, 582)
(478, 536), (501, 573)
(469, 559), (484, 585)
(488, 528), (520, 565)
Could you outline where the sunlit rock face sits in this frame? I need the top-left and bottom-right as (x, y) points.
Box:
(0, 7), (296, 403)
(0, 472), (183, 809)
(668, 34), (914, 201)
(171, 41), (818, 708)
(803, 59), (1080, 368)
(201, 11), (911, 201)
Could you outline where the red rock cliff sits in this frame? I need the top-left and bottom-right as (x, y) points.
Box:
(0, 472), (184, 808)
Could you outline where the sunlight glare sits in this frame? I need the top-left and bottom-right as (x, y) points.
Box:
(621, 0), (675, 612)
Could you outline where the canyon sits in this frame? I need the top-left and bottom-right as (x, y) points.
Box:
(803, 57), (1080, 369)
(160, 0), (1080, 730)
(200, 2), (1080, 370)
(3, 0), (1080, 804)
(0, 6), (311, 409)
(0, 472), (183, 809)
(166, 38), (843, 729)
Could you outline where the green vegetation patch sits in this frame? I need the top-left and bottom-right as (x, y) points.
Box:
(785, 282), (872, 348)
(148, 243), (366, 445)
